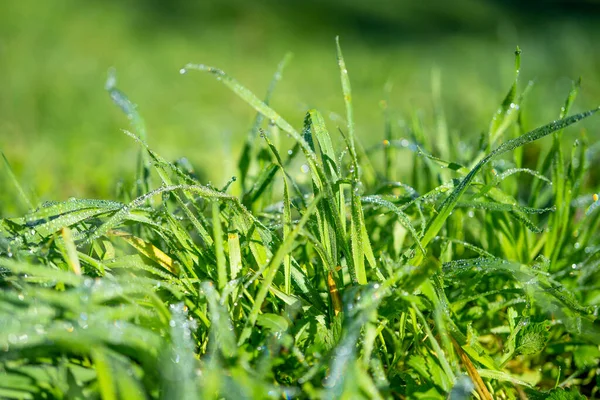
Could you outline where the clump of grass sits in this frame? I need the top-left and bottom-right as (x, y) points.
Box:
(1, 39), (600, 399)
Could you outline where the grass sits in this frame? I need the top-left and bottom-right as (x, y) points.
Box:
(2, 0), (600, 214)
(1, 38), (600, 399)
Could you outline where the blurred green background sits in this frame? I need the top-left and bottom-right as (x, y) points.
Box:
(1, 0), (599, 214)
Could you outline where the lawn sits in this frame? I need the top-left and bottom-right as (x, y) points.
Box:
(1, 1), (600, 398)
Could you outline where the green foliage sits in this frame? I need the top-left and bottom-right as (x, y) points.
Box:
(1, 42), (600, 399)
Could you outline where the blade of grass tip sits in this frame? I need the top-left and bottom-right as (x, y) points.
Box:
(335, 38), (376, 282)
(340, 129), (374, 284)
(411, 107), (600, 266)
(336, 36), (356, 154)
(432, 67), (450, 162)
(86, 184), (234, 244)
(262, 132), (293, 295)
(1, 152), (34, 211)
(531, 78), (580, 207)
(121, 129), (214, 247)
(181, 64), (317, 162)
(105, 69), (151, 197)
(237, 53), (292, 191)
(488, 47), (521, 149)
(238, 193), (323, 345)
(381, 81), (395, 181)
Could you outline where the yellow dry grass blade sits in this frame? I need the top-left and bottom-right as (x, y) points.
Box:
(110, 230), (177, 274)
(61, 227), (81, 276)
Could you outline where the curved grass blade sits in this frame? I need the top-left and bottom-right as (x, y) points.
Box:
(122, 130), (214, 247)
(1, 152), (33, 211)
(105, 69), (150, 196)
(86, 184), (235, 243)
(181, 64), (316, 162)
(181, 62), (358, 283)
(238, 53), (292, 191)
(412, 107), (600, 265)
(362, 195), (425, 255)
(263, 133), (293, 294)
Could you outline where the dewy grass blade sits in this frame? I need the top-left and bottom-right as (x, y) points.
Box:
(362, 195), (426, 255)
(110, 230), (177, 274)
(488, 47), (521, 148)
(122, 129), (214, 247)
(334, 40), (377, 281)
(181, 64), (316, 161)
(412, 107), (600, 266)
(238, 53), (293, 191)
(86, 184), (235, 243)
(336, 36), (356, 156)
(263, 133), (293, 294)
(1, 152), (34, 211)
(238, 192), (322, 344)
(105, 69), (150, 196)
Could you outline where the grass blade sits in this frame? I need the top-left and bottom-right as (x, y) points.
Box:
(412, 107), (599, 265)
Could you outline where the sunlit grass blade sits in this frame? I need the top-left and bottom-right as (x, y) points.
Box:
(110, 230), (177, 274)
(412, 107), (600, 266)
(105, 69), (151, 197)
(488, 47), (521, 148)
(238, 193), (322, 344)
(263, 133), (293, 294)
(60, 227), (81, 275)
(238, 53), (292, 191)
(1, 152), (34, 211)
